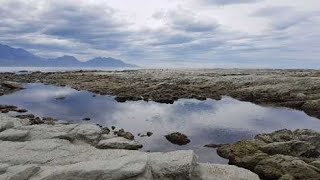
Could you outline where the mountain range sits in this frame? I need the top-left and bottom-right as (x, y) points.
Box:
(0, 44), (137, 67)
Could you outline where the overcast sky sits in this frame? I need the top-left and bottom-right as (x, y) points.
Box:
(0, 0), (319, 68)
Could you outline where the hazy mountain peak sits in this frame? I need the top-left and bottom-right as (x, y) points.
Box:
(0, 43), (137, 67)
(0, 43), (39, 60)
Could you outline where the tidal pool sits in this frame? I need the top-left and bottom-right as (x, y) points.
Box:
(0, 83), (319, 163)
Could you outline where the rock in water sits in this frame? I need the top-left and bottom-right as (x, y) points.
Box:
(1, 81), (23, 89)
(117, 131), (135, 140)
(147, 131), (153, 137)
(165, 132), (190, 145)
(204, 144), (226, 148)
(55, 96), (66, 100)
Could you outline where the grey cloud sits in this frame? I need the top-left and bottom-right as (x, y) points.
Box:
(156, 9), (219, 33)
(252, 6), (320, 30)
(0, 0), (133, 60)
(0, 0), (319, 68)
(200, 0), (262, 5)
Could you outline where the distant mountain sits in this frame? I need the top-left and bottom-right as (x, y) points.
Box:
(0, 44), (44, 66)
(0, 43), (137, 67)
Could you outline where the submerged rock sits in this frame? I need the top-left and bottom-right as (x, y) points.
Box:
(217, 129), (320, 180)
(55, 96), (66, 100)
(204, 144), (226, 148)
(165, 132), (191, 145)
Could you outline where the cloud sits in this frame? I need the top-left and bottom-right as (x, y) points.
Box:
(165, 9), (219, 32)
(0, 0), (131, 59)
(199, 0), (262, 5)
(0, 0), (319, 68)
(252, 6), (320, 30)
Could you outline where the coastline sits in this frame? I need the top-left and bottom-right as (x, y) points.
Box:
(0, 69), (319, 119)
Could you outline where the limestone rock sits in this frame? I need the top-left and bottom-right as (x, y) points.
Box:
(0, 129), (29, 141)
(97, 137), (143, 150)
(149, 150), (196, 179)
(194, 163), (260, 180)
(0, 120), (14, 132)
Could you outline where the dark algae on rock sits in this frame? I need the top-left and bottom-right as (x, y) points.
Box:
(217, 129), (320, 180)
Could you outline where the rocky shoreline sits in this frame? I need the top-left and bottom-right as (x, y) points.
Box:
(0, 113), (259, 180)
(217, 129), (320, 180)
(1, 69), (320, 179)
(0, 69), (319, 118)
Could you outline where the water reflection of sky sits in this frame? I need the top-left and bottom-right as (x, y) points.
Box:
(0, 83), (320, 163)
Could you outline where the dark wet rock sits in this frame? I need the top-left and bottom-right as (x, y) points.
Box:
(42, 117), (57, 122)
(217, 129), (320, 180)
(15, 109), (28, 113)
(147, 132), (153, 137)
(30, 117), (44, 125)
(102, 127), (110, 134)
(1, 109), (9, 113)
(165, 132), (190, 145)
(118, 128), (125, 133)
(115, 96), (127, 102)
(55, 96), (66, 100)
(0, 105), (18, 112)
(111, 126), (116, 130)
(118, 131), (135, 140)
(204, 143), (226, 148)
(155, 99), (174, 104)
(1, 81), (23, 89)
(82, 118), (91, 121)
(16, 114), (35, 119)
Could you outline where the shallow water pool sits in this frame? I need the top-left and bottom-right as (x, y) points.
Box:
(0, 83), (319, 163)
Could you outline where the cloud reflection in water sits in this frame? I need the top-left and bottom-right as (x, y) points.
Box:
(0, 83), (319, 163)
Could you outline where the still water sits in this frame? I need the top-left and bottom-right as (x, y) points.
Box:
(0, 83), (320, 163)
